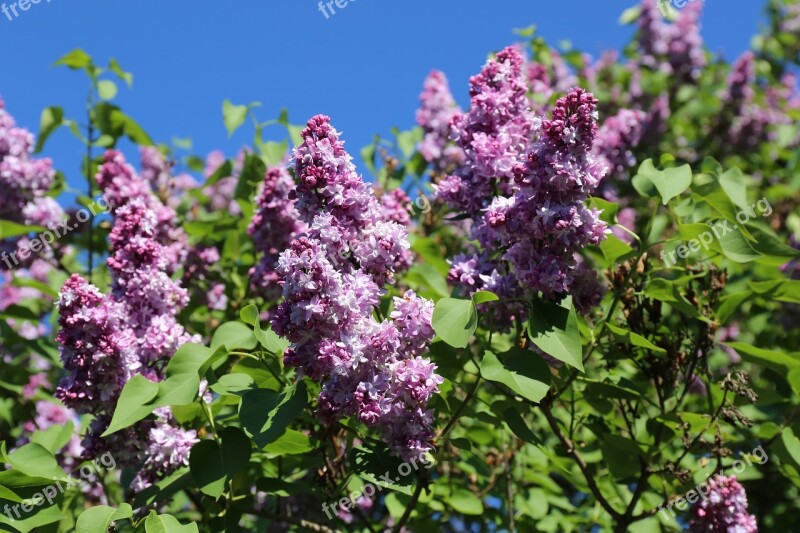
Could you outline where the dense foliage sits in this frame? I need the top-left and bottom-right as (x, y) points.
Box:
(1, 0), (800, 531)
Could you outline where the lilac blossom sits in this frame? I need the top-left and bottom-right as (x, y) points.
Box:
(131, 414), (199, 492)
(593, 108), (647, 185)
(273, 115), (441, 460)
(248, 166), (305, 300)
(444, 86), (608, 327)
(688, 475), (758, 532)
(378, 188), (413, 226)
(96, 150), (189, 271)
(56, 190), (196, 488)
(638, 0), (706, 83)
(0, 97), (64, 265)
(436, 47), (536, 214)
(416, 70), (465, 172)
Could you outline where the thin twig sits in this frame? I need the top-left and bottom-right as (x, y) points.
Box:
(392, 477), (424, 533)
(540, 401), (621, 519)
(438, 376), (481, 440)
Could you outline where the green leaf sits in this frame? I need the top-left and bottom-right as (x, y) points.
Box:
(156, 374), (200, 407)
(54, 49), (92, 70)
(606, 324), (666, 353)
(239, 382), (307, 449)
(263, 429), (314, 456)
(31, 420), (74, 454)
(618, 5), (641, 25)
(97, 80), (118, 101)
(240, 304), (259, 326)
(189, 427), (252, 499)
(109, 109), (153, 145)
(588, 197), (620, 224)
(716, 224), (761, 263)
(350, 445), (414, 495)
(144, 511), (199, 533)
(75, 504), (133, 533)
(204, 160), (233, 187)
(717, 167), (749, 209)
(403, 263), (450, 298)
(692, 173), (752, 238)
(6, 443), (66, 480)
(102, 375), (159, 436)
(108, 58), (133, 87)
(432, 298), (477, 349)
(222, 99), (249, 138)
(235, 153), (266, 201)
(480, 350), (551, 403)
(35, 106), (64, 153)
(632, 159), (692, 205)
(583, 379), (642, 401)
(240, 305), (289, 353)
(409, 236), (450, 276)
(220, 427), (252, 478)
(527, 296), (583, 371)
(601, 435), (645, 479)
(776, 428), (800, 472)
(189, 440), (226, 498)
(502, 408), (544, 446)
(0, 484), (22, 502)
(472, 290), (499, 305)
(750, 280), (800, 304)
(0, 220), (46, 240)
(724, 342), (800, 372)
(644, 278), (709, 322)
(166, 343), (213, 377)
(0, 500), (64, 531)
(598, 234), (635, 265)
(210, 322), (258, 352)
(748, 222), (800, 261)
(447, 488), (484, 515)
(210, 373), (256, 396)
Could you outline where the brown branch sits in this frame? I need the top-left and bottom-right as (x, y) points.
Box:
(392, 477), (425, 533)
(540, 401), (622, 519)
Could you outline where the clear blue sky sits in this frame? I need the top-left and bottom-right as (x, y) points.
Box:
(0, 0), (765, 196)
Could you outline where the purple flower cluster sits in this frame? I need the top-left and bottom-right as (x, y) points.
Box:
(131, 410), (199, 493)
(524, 48), (579, 114)
(378, 188), (414, 226)
(688, 475), (758, 532)
(272, 115), (441, 460)
(139, 146), (197, 207)
(203, 149), (251, 216)
(446, 84), (608, 324)
(248, 166), (305, 301)
(182, 245), (227, 310)
(416, 70), (465, 172)
(436, 47), (536, 214)
(638, 0), (706, 82)
(719, 52), (799, 153)
(96, 150), (189, 271)
(0, 98), (64, 265)
(56, 183), (196, 488)
(593, 108), (647, 185)
(106, 199), (194, 370)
